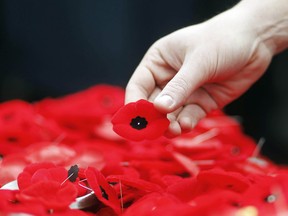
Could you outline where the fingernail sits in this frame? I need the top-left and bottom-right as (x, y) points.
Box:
(155, 94), (174, 109)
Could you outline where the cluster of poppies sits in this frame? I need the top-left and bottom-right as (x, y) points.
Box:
(0, 84), (288, 215)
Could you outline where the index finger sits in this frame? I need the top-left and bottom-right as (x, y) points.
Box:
(125, 64), (156, 104)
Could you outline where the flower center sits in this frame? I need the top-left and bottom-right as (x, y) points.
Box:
(130, 116), (148, 130)
(100, 186), (109, 200)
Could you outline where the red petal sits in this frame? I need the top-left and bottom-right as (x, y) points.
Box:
(197, 168), (250, 193)
(107, 175), (163, 193)
(123, 193), (188, 216)
(17, 181), (77, 211)
(85, 167), (121, 214)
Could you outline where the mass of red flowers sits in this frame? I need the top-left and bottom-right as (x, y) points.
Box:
(1, 84), (288, 215)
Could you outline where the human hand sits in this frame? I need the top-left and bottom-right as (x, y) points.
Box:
(125, 1), (288, 137)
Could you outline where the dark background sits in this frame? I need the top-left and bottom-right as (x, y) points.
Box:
(0, 0), (288, 163)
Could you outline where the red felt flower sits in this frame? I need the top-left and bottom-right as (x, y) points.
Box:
(123, 193), (193, 216)
(0, 100), (51, 156)
(0, 189), (47, 216)
(16, 162), (83, 210)
(196, 168), (251, 194)
(188, 190), (242, 216)
(17, 162), (67, 190)
(35, 85), (125, 134)
(111, 100), (170, 141)
(85, 167), (121, 214)
(17, 180), (77, 211)
(166, 177), (197, 202)
(240, 173), (288, 215)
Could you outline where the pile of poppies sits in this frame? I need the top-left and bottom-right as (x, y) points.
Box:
(0, 84), (288, 216)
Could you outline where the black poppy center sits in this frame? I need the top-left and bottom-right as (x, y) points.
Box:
(100, 186), (109, 200)
(130, 116), (148, 130)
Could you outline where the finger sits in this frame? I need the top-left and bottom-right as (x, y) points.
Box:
(185, 86), (218, 114)
(125, 65), (156, 104)
(154, 51), (212, 113)
(165, 120), (182, 138)
(148, 87), (161, 102)
(177, 104), (206, 132)
(125, 41), (178, 104)
(164, 108), (183, 138)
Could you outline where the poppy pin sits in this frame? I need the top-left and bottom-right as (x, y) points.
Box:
(111, 100), (170, 141)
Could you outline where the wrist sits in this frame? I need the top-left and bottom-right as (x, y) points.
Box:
(235, 0), (288, 54)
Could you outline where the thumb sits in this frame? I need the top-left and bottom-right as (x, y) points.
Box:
(154, 55), (210, 113)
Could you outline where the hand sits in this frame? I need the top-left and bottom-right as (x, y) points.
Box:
(125, 1), (287, 137)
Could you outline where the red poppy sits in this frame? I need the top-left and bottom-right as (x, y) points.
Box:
(0, 189), (47, 216)
(85, 167), (121, 214)
(165, 177), (197, 202)
(196, 168), (251, 194)
(0, 189), (19, 209)
(0, 100), (50, 156)
(111, 100), (170, 141)
(17, 180), (78, 211)
(241, 173), (288, 215)
(16, 162), (84, 206)
(17, 162), (67, 190)
(188, 190), (242, 216)
(35, 85), (124, 123)
(123, 193), (193, 216)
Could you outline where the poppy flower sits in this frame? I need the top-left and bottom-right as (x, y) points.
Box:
(0, 100), (49, 156)
(123, 193), (193, 216)
(165, 177), (197, 202)
(188, 190), (242, 216)
(17, 162), (67, 190)
(17, 162), (85, 202)
(17, 180), (78, 211)
(85, 167), (121, 214)
(34, 85), (125, 139)
(196, 168), (250, 194)
(241, 174), (288, 215)
(111, 100), (170, 141)
(0, 189), (47, 216)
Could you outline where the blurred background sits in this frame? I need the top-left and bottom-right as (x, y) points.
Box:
(0, 0), (288, 163)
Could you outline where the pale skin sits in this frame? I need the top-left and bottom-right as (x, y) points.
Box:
(125, 0), (288, 137)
